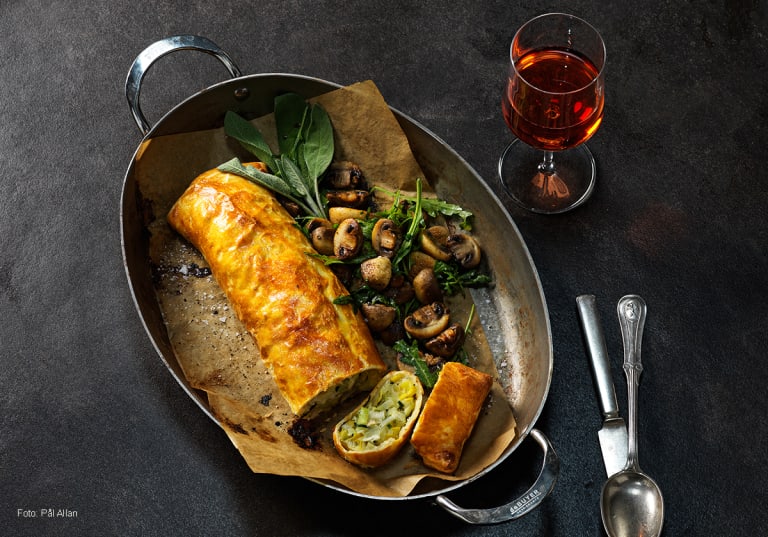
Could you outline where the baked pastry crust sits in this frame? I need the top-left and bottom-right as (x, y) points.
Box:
(167, 164), (386, 416)
(410, 361), (493, 473)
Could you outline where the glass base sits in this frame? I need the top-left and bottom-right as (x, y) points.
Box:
(498, 139), (596, 214)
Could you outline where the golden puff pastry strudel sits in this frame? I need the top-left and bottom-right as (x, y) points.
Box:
(167, 163), (387, 416)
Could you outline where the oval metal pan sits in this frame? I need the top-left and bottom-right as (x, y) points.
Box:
(121, 71), (553, 502)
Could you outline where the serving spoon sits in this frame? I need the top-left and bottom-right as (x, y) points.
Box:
(600, 295), (664, 537)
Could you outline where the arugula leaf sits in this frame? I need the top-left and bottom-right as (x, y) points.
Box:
(223, 111), (276, 170)
(391, 178), (425, 270)
(373, 185), (474, 230)
(433, 260), (493, 295)
(420, 198), (474, 230)
(393, 339), (439, 388)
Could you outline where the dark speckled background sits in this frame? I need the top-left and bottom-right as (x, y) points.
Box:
(1, 1), (767, 535)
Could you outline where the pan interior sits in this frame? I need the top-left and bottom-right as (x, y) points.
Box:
(121, 73), (552, 499)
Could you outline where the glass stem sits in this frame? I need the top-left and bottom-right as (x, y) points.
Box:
(538, 150), (556, 175)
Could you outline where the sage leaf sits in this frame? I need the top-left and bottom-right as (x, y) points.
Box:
(218, 158), (295, 198)
(223, 112), (276, 170)
(274, 93), (308, 158)
(280, 154), (309, 198)
(302, 104), (334, 183)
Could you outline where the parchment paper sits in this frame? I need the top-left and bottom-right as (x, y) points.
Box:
(134, 80), (517, 497)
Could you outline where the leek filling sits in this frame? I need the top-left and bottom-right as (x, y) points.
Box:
(338, 373), (419, 451)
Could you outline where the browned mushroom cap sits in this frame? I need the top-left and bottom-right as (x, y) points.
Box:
(379, 319), (406, 346)
(360, 256), (392, 291)
(412, 267), (443, 304)
(424, 323), (465, 357)
(324, 161), (366, 190)
(361, 303), (397, 332)
(447, 232), (482, 269)
(408, 251), (436, 279)
(329, 206), (368, 223)
(371, 218), (401, 258)
(306, 218), (335, 256)
(419, 226), (452, 262)
(333, 218), (363, 260)
(384, 274), (415, 305)
(325, 190), (371, 209)
(403, 302), (450, 339)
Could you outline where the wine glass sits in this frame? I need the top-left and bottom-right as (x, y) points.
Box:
(499, 13), (606, 214)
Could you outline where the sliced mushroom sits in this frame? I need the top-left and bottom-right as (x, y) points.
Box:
(324, 161), (366, 190)
(412, 267), (443, 304)
(384, 274), (415, 305)
(325, 190), (371, 209)
(306, 218), (335, 256)
(403, 302), (450, 340)
(380, 319), (406, 346)
(419, 226), (452, 262)
(408, 251), (436, 279)
(329, 206), (368, 223)
(331, 263), (355, 288)
(447, 232), (482, 269)
(361, 303), (397, 333)
(333, 218), (363, 260)
(424, 324), (465, 357)
(360, 256), (392, 291)
(371, 218), (401, 258)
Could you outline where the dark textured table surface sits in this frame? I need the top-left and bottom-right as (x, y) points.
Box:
(2, 1), (767, 535)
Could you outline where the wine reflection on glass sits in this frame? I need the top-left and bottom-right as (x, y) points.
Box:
(499, 13), (606, 214)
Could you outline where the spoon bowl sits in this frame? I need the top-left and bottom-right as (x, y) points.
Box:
(599, 295), (664, 537)
(601, 469), (664, 537)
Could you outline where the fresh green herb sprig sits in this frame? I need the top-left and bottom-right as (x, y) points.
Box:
(433, 260), (493, 296)
(393, 339), (439, 388)
(219, 94), (334, 219)
(373, 184), (473, 230)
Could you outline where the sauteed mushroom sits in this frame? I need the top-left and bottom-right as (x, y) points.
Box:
(371, 218), (401, 258)
(333, 218), (363, 260)
(424, 324), (465, 357)
(360, 256), (392, 291)
(419, 225), (452, 262)
(447, 232), (482, 269)
(412, 267), (443, 304)
(408, 251), (436, 279)
(324, 161), (366, 190)
(329, 207), (368, 223)
(403, 302), (450, 339)
(361, 303), (397, 332)
(384, 274), (415, 305)
(307, 218), (335, 256)
(325, 190), (371, 209)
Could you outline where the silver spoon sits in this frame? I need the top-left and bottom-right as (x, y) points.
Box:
(600, 295), (664, 537)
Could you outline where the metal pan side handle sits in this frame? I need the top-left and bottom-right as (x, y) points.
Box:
(125, 35), (242, 135)
(434, 429), (559, 525)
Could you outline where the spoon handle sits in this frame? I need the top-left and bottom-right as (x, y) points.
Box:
(617, 295), (647, 471)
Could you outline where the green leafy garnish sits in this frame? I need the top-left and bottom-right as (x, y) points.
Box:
(393, 339), (439, 388)
(433, 260), (493, 296)
(373, 185), (474, 229)
(220, 94), (334, 219)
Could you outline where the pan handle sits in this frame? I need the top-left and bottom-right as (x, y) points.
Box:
(434, 429), (559, 525)
(125, 35), (242, 136)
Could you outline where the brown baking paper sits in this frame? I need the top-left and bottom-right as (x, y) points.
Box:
(134, 80), (517, 497)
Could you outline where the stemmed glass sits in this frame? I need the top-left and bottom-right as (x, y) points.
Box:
(499, 13), (606, 214)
